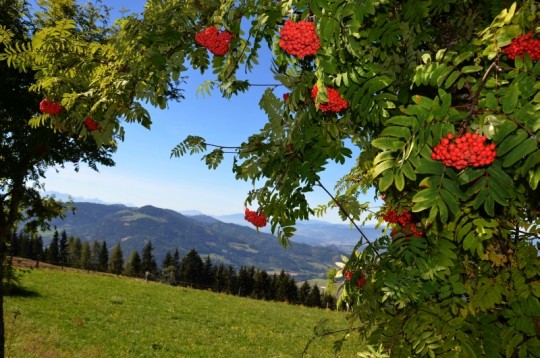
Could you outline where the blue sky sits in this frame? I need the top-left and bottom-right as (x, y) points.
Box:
(42, 0), (379, 223)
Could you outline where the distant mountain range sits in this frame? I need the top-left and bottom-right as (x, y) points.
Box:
(41, 202), (383, 280)
(212, 213), (383, 252)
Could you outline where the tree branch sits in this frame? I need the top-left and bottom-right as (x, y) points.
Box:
(316, 179), (381, 259)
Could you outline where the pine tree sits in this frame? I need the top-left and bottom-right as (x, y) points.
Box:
(275, 270), (289, 302)
(285, 277), (298, 304)
(202, 255), (213, 288)
(213, 263), (226, 292)
(298, 281), (311, 306)
(140, 241), (158, 278)
(98, 241), (108, 272)
(108, 243), (124, 275)
(124, 250), (142, 278)
(161, 250), (176, 284)
(237, 266), (255, 297)
(162, 250), (174, 269)
(58, 230), (68, 268)
(180, 249), (204, 287)
(90, 240), (101, 271)
(321, 292), (336, 310)
(8, 232), (19, 258)
(306, 284), (322, 308)
(46, 230), (60, 265)
(252, 269), (272, 300)
(80, 241), (91, 271)
(67, 236), (82, 268)
(17, 233), (29, 259)
(224, 265), (237, 295)
(31, 236), (44, 263)
(172, 248), (181, 284)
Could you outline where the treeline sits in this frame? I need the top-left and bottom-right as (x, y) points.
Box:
(9, 231), (336, 309)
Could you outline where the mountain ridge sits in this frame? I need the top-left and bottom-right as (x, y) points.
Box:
(43, 202), (365, 280)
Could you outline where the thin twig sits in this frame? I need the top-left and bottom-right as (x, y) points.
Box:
(204, 142), (241, 150)
(316, 179), (381, 259)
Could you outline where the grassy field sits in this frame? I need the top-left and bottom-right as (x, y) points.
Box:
(5, 267), (359, 357)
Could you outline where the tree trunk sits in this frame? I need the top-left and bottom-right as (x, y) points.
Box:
(0, 234), (6, 358)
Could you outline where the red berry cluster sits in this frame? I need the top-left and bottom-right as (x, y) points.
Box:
(244, 208), (267, 228)
(502, 33), (540, 61)
(39, 99), (62, 115)
(84, 117), (100, 131)
(383, 208), (424, 239)
(279, 20), (320, 58)
(311, 85), (348, 113)
(431, 133), (496, 170)
(283, 93), (290, 101)
(343, 270), (366, 287)
(195, 27), (234, 56)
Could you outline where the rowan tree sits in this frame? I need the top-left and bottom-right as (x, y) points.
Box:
(0, 1), (115, 354)
(1, 0), (539, 356)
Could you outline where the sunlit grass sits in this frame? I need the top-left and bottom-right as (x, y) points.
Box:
(5, 268), (358, 357)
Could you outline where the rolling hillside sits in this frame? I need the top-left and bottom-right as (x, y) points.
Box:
(44, 202), (347, 279)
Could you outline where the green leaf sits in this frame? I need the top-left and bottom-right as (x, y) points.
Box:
(484, 194), (495, 216)
(493, 121), (518, 142)
(379, 170), (394, 191)
(502, 139), (537, 167)
(462, 65), (483, 73)
(437, 198), (449, 223)
(463, 232), (478, 251)
(502, 84), (520, 114)
(415, 159), (444, 175)
(457, 222), (472, 242)
(380, 126), (411, 139)
(394, 170), (405, 191)
(401, 161), (417, 181)
(444, 71), (461, 88)
(373, 159), (395, 178)
(440, 188), (459, 216)
(412, 187), (438, 212)
(372, 137), (405, 150)
(506, 333), (524, 358)
(497, 129), (528, 156)
(387, 115), (417, 128)
(459, 168), (485, 185)
(453, 51), (474, 66)
(485, 93), (498, 110)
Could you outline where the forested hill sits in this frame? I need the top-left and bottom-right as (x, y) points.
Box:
(44, 202), (346, 279)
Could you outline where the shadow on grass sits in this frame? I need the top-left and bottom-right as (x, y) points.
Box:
(4, 286), (41, 298)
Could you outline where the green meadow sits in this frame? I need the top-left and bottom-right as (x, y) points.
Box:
(5, 268), (359, 357)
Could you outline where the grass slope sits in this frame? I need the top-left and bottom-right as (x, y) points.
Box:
(5, 268), (358, 357)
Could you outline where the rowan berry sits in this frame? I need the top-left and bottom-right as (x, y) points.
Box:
(244, 208), (267, 228)
(279, 20), (320, 58)
(195, 27), (234, 56)
(311, 85), (348, 113)
(383, 207), (424, 240)
(432, 132), (496, 170)
(502, 33), (540, 61)
(84, 117), (100, 131)
(39, 99), (63, 115)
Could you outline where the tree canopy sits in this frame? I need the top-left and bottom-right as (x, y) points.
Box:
(1, 0), (539, 356)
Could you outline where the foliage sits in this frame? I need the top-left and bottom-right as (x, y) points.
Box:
(2, 0), (540, 356)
